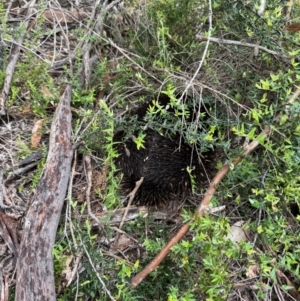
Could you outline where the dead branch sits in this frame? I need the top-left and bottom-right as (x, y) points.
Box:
(196, 35), (288, 59)
(79, 234), (117, 301)
(88, 206), (167, 227)
(14, 85), (73, 301)
(84, 155), (103, 227)
(130, 87), (299, 288)
(114, 177), (144, 247)
(119, 177), (144, 231)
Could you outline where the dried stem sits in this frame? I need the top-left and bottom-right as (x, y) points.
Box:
(196, 35), (288, 59)
(119, 177), (144, 231)
(84, 155), (103, 228)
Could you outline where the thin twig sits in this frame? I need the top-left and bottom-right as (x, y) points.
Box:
(4, 274), (8, 301)
(6, 162), (38, 180)
(160, 68), (251, 112)
(84, 155), (103, 228)
(0, 171), (5, 209)
(65, 150), (79, 250)
(0, 272), (4, 301)
(180, 0), (213, 99)
(108, 39), (162, 85)
(79, 235), (117, 301)
(119, 177), (144, 231)
(111, 226), (141, 245)
(114, 177), (144, 247)
(196, 35), (288, 59)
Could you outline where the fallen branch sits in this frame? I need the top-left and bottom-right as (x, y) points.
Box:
(196, 35), (288, 59)
(87, 206), (168, 226)
(14, 85), (73, 301)
(130, 88), (299, 288)
(119, 177), (144, 231)
(84, 155), (103, 227)
(113, 177), (144, 247)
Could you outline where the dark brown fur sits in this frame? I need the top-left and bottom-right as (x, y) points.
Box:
(115, 129), (211, 206)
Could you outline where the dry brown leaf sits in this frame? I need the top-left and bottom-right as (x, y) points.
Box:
(92, 166), (108, 194)
(0, 212), (19, 257)
(286, 22), (300, 32)
(246, 264), (259, 278)
(31, 119), (44, 148)
(111, 234), (133, 252)
(41, 86), (55, 99)
(60, 255), (74, 283)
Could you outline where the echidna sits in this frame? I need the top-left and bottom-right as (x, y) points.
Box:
(113, 93), (214, 207)
(115, 129), (212, 207)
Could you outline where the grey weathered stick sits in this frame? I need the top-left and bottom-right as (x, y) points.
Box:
(14, 85), (73, 301)
(196, 35), (287, 58)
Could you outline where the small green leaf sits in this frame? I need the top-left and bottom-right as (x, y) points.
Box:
(134, 133), (146, 150)
(247, 128), (256, 139)
(279, 114), (288, 125)
(270, 73), (279, 81)
(251, 108), (260, 123)
(257, 225), (263, 233)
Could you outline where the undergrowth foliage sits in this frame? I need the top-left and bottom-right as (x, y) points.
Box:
(1, 0), (300, 300)
(97, 0), (300, 300)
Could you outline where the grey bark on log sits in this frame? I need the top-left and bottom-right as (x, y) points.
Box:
(15, 85), (73, 301)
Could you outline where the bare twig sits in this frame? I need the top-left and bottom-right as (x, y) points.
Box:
(119, 177), (144, 231)
(0, 272), (3, 301)
(111, 226), (141, 245)
(276, 269), (300, 300)
(0, 273), (9, 301)
(180, 0), (213, 99)
(6, 162), (38, 180)
(2, 38), (50, 64)
(114, 177), (144, 247)
(108, 39), (162, 85)
(0, 212), (18, 257)
(196, 35), (288, 59)
(79, 235), (117, 301)
(160, 68), (251, 112)
(84, 155), (103, 227)
(65, 150), (79, 250)
(0, 171), (5, 209)
(64, 151), (83, 290)
(87, 206), (167, 226)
